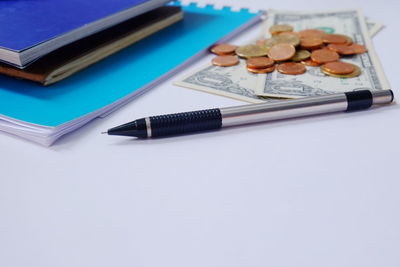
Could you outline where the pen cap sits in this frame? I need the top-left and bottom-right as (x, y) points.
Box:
(345, 89), (393, 111)
(371, 90), (394, 105)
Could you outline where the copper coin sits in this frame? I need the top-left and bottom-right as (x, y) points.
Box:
(301, 59), (321, 67)
(349, 43), (367, 54)
(300, 37), (324, 50)
(321, 61), (355, 75)
(256, 39), (266, 46)
(322, 34), (350, 44)
(345, 36), (353, 45)
(211, 43), (238, 55)
(247, 65), (275, 74)
(311, 49), (340, 64)
(246, 57), (275, 69)
(327, 43), (367, 55)
(211, 55), (239, 67)
(321, 64), (361, 78)
(327, 43), (354, 54)
(267, 43), (296, 61)
(277, 62), (306, 75)
(299, 29), (326, 38)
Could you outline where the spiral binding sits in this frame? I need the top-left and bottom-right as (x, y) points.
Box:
(174, 0), (262, 14)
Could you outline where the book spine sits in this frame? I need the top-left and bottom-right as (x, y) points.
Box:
(0, 63), (46, 84)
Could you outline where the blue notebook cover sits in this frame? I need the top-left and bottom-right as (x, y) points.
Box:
(0, 2), (260, 128)
(0, 0), (153, 52)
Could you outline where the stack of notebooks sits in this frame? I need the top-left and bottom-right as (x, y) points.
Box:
(0, 0), (179, 84)
(0, 0), (262, 145)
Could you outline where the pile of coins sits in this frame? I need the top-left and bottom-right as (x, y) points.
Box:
(210, 24), (368, 78)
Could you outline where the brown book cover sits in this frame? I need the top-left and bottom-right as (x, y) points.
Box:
(0, 6), (183, 86)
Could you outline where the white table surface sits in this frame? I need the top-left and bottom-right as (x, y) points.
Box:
(1, 0), (399, 267)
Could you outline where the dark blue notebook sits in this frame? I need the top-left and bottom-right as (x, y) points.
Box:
(0, 0), (168, 66)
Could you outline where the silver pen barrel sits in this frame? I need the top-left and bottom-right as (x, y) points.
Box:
(220, 89), (393, 127)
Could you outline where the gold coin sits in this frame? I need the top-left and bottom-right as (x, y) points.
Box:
(321, 63), (361, 78)
(211, 55), (239, 67)
(271, 34), (300, 47)
(279, 31), (301, 38)
(260, 38), (278, 50)
(235, 44), (269, 58)
(246, 57), (275, 69)
(210, 43), (238, 55)
(247, 65), (275, 74)
(267, 43), (296, 61)
(269, 24), (293, 35)
(292, 50), (311, 61)
(277, 62), (306, 75)
(261, 33), (300, 49)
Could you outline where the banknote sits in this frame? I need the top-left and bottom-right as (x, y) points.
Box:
(174, 60), (269, 103)
(255, 9), (390, 98)
(175, 10), (387, 103)
(260, 14), (383, 38)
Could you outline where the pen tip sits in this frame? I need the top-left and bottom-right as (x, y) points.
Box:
(101, 131), (107, 134)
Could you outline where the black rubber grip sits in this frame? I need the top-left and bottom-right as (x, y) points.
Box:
(149, 108), (222, 137)
(345, 90), (373, 111)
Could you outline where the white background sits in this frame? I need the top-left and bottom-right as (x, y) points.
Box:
(1, 0), (399, 267)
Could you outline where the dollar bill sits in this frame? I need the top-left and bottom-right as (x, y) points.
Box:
(261, 13), (383, 38)
(174, 60), (269, 103)
(255, 9), (390, 98)
(175, 10), (387, 103)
